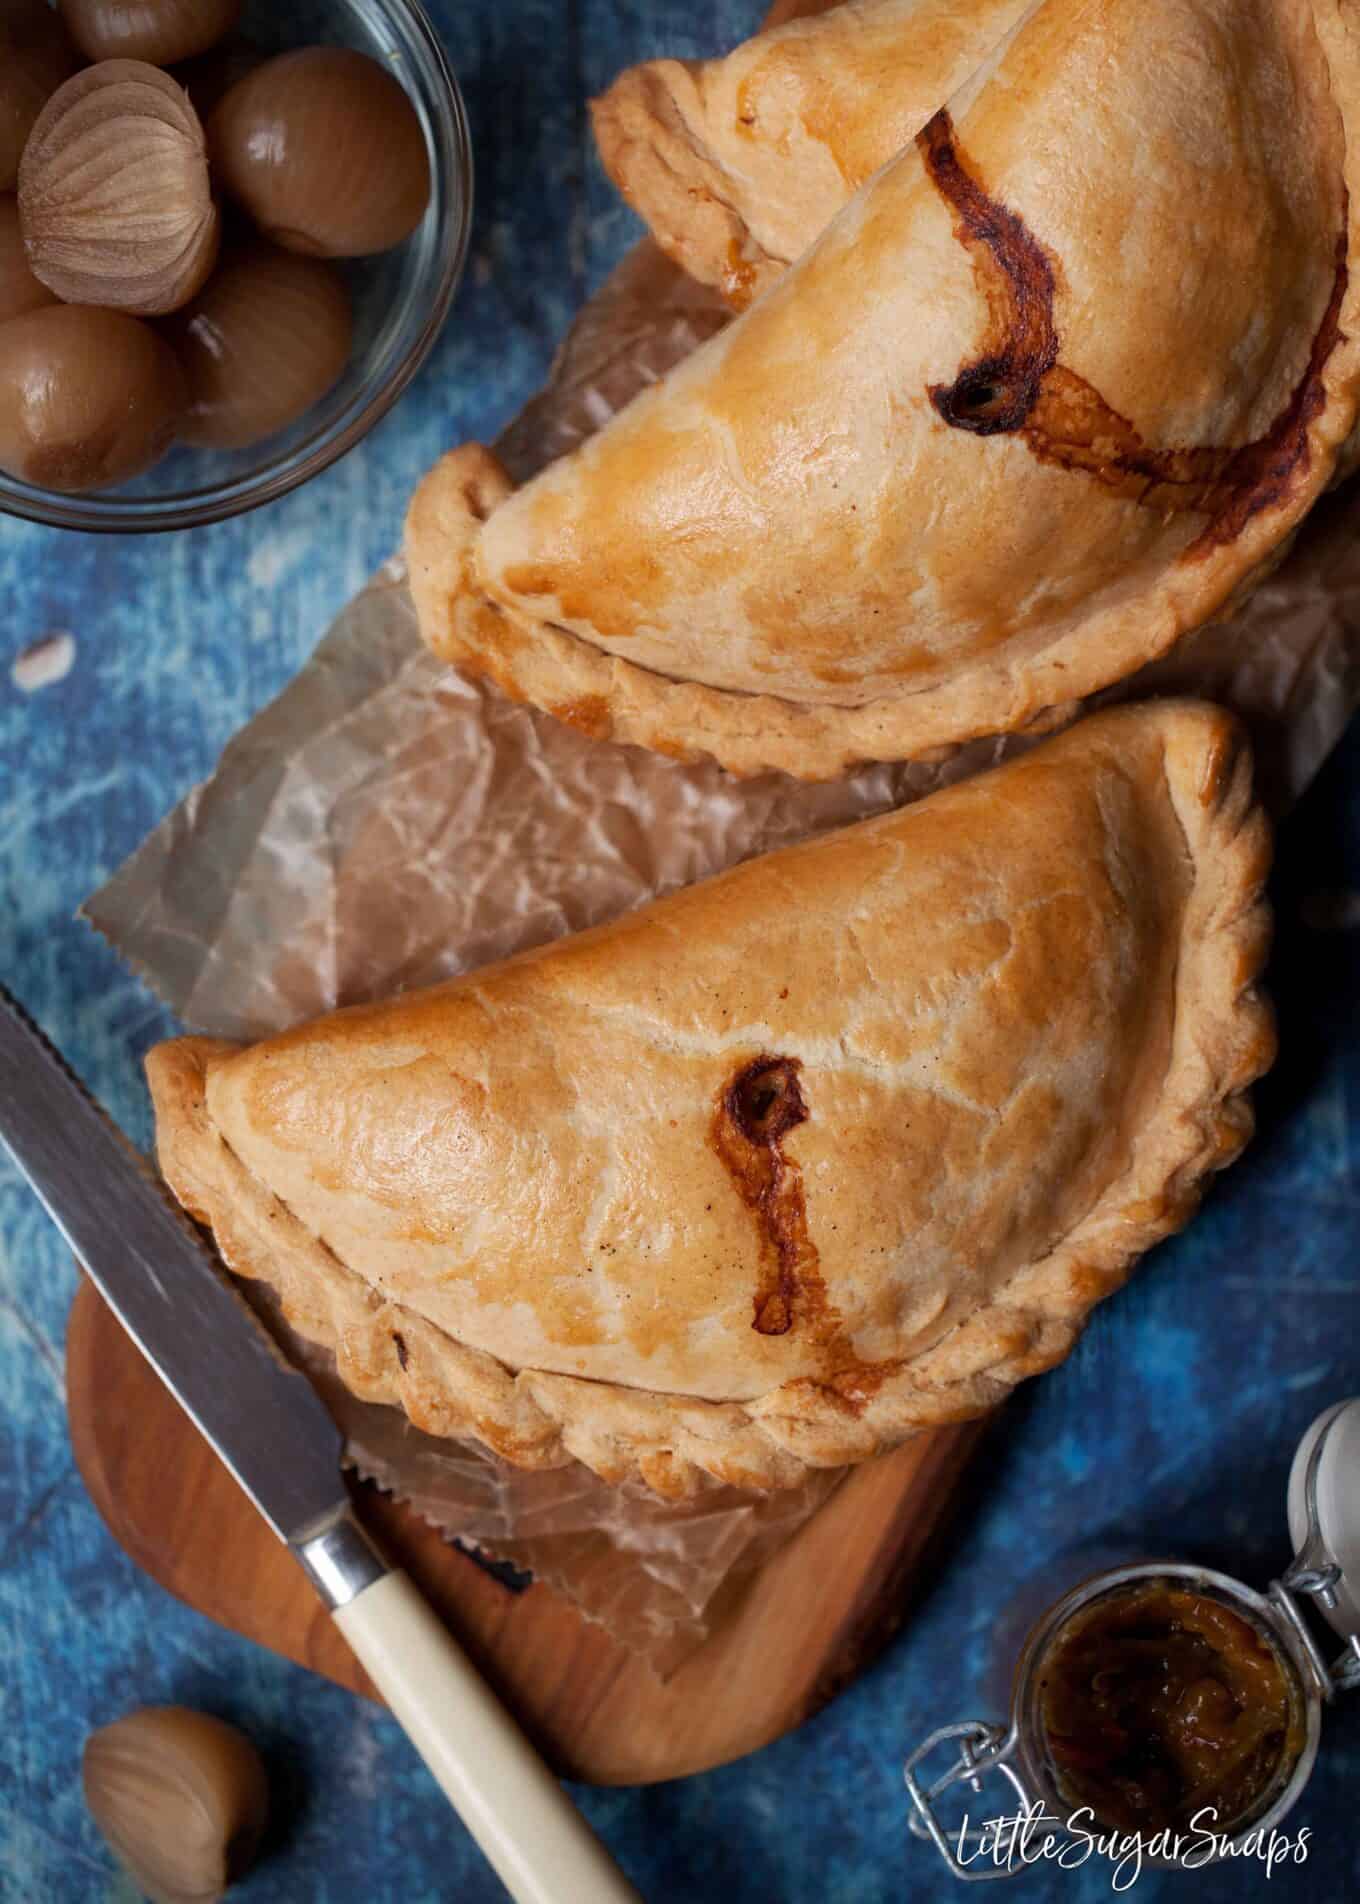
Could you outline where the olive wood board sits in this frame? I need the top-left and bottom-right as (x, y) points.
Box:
(67, 1276), (988, 1785)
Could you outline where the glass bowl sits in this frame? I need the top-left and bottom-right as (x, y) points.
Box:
(0, 0), (471, 533)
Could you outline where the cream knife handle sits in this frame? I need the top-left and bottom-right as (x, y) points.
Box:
(332, 1570), (642, 1904)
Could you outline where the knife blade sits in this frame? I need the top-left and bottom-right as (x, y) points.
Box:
(0, 988), (346, 1549)
(0, 985), (641, 1904)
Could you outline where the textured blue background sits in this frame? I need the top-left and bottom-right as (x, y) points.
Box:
(1, 2), (1358, 1898)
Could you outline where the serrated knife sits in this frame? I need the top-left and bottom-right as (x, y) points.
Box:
(0, 986), (641, 1904)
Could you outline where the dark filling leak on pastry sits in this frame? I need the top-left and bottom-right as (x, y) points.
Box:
(711, 1055), (830, 1336)
(918, 111), (1058, 436)
(1037, 1582), (1306, 1836)
(919, 108), (1349, 552)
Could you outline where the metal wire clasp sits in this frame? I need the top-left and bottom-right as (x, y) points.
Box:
(1272, 1398), (1360, 1699)
(904, 1721), (1049, 1882)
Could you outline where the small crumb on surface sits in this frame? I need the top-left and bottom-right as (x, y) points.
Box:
(1301, 888), (1360, 931)
(11, 632), (75, 693)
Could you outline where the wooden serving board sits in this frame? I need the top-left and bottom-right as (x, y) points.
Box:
(67, 1277), (988, 1785)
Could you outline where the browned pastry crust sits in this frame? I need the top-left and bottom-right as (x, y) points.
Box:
(147, 704), (1274, 1497)
(408, 0), (1360, 781)
(592, 0), (1034, 307)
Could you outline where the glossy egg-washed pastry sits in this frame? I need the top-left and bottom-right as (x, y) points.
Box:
(593, 0), (1034, 307)
(148, 704), (1274, 1497)
(408, 0), (1360, 780)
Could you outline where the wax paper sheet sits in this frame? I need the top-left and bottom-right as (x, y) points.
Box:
(86, 232), (1360, 1670)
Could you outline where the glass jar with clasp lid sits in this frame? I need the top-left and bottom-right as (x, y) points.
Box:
(903, 1399), (1360, 1881)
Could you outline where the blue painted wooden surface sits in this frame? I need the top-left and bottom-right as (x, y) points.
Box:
(1, 2), (1358, 1897)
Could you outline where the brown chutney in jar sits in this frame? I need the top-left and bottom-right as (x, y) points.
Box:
(1036, 1580), (1307, 1836)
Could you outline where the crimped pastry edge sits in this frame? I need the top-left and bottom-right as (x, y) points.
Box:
(146, 702), (1275, 1498)
(590, 61), (785, 309)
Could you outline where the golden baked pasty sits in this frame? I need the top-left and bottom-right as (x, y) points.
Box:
(408, 0), (1360, 780)
(148, 704), (1274, 1497)
(593, 0), (1033, 307)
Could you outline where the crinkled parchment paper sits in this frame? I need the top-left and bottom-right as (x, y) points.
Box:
(86, 236), (1360, 1670)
